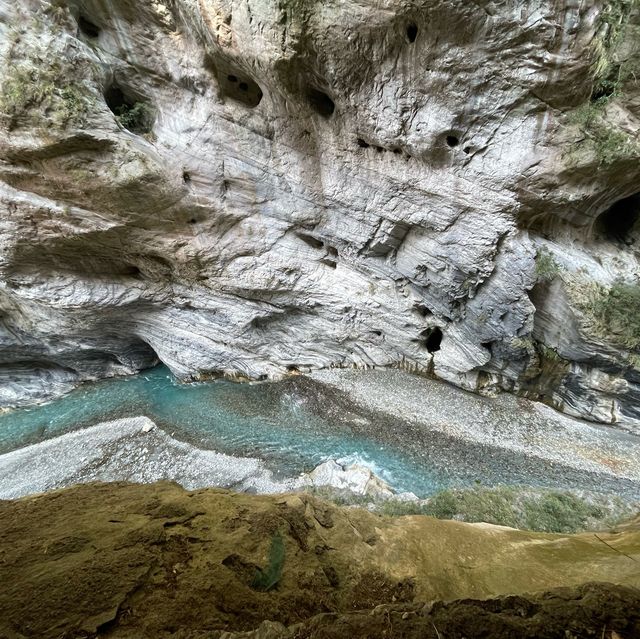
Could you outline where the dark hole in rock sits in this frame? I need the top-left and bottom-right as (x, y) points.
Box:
(590, 65), (620, 103)
(406, 23), (418, 43)
(357, 138), (370, 148)
(298, 233), (324, 249)
(183, 171), (191, 183)
(415, 303), (432, 317)
(393, 148), (402, 155)
(321, 258), (337, 269)
(220, 70), (263, 108)
(78, 15), (100, 38)
(308, 87), (335, 117)
(481, 341), (493, 350)
(424, 327), (442, 353)
(463, 146), (471, 154)
(446, 135), (460, 148)
(326, 245), (338, 257)
(375, 146), (384, 153)
(595, 193), (640, 243)
(286, 364), (299, 372)
(104, 85), (154, 134)
(372, 330), (382, 337)
(125, 265), (142, 278)
(188, 218), (197, 224)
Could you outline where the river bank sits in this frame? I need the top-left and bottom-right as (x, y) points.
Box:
(1, 367), (639, 506)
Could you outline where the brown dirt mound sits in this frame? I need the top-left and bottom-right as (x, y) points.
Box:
(217, 583), (640, 639)
(0, 482), (639, 638)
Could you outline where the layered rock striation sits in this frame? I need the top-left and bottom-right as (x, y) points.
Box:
(0, 0), (639, 425)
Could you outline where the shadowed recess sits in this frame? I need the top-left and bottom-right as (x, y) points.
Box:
(78, 15), (100, 38)
(307, 87), (335, 117)
(104, 85), (154, 134)
(595, 193), (640, 243)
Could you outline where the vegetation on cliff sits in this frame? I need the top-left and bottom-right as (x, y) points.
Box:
(568, 277), (640, 351)
(311, 484), (636, 534)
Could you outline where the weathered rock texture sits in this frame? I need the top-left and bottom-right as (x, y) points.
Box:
(0, 0), (639, 424)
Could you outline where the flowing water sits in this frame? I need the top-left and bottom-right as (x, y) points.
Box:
(1, 365), (639, 499)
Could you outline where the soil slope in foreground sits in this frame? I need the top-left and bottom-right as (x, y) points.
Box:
(1, 482), (639, 638)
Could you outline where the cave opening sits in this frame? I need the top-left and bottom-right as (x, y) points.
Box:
(595, 193), (640, 243)
(104, 85), (154, 134)
(446, 134), (460, 148)
(424, 327), (442, 353)
(357, 138), (370, 148)
(78, 15), (100, 38)
(406, 23), (418, 43)
(183, 171), (191, 183)
(220, 71), (263, 108)
(590, 65), (620, 103)
(307, 87), (335, 117)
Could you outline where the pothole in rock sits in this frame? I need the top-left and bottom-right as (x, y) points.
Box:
(223, 72), (263, 108)
(422, 327), (443, 353)
(104, 85), (154, 135)
(307, 87), (335, 118)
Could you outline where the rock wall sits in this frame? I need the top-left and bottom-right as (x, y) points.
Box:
(0, 0), (639, 425)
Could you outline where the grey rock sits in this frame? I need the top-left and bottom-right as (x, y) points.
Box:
(0, 0), (639, 426)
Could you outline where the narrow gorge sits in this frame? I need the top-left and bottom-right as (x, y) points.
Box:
(1, 1), (640, 638)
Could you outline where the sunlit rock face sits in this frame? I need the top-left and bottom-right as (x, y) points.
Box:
(0, 0), (639, 425)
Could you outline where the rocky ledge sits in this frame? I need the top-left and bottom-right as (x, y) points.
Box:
(1, 0), (640, 426)
(1, 482), (640, 638)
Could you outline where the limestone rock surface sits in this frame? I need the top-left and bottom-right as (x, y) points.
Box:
(1, 0), (639, 425)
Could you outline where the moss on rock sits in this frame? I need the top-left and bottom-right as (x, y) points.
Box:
(567, 277), (640, 351)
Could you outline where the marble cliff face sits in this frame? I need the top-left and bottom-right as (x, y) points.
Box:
(0, 0), (639, 425)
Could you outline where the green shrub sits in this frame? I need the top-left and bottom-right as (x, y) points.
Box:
(0, 63), (88, 129)
(567, 2), (640, 164)
(387, 486), (633, 534)
(568, 100), (639, 165)
(537, 343), (561, 362)
(378, 500), (434, 517)
(535, 249), (561, 282)
(251, 532), (285, 592)
(305, 484), (635, 534)
(114, 101), (154, 134)
(591, 0), (638, 97)
(422, 486), (520, 528)
(569, 278), (640, 350)
(522, 492), (604, 534)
